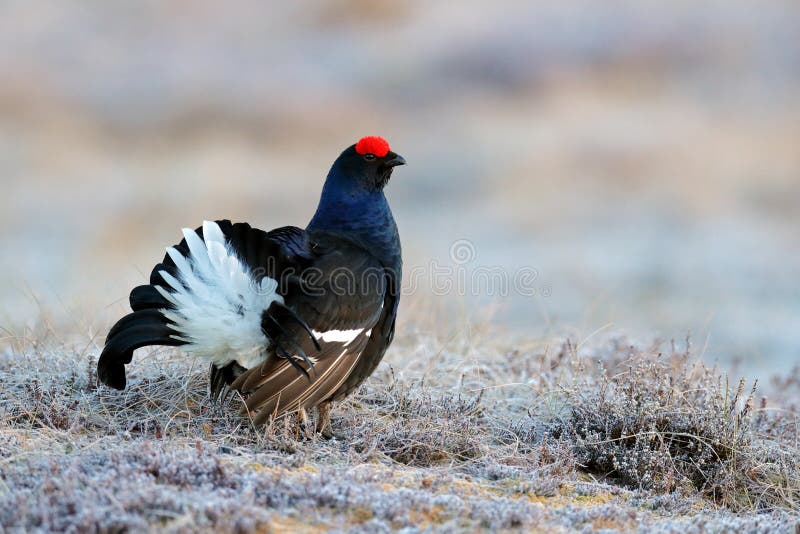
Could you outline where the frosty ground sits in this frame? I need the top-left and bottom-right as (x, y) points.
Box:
(1, 321), (798, 533)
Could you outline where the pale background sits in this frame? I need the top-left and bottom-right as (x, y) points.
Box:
(1, 1), (798, 378)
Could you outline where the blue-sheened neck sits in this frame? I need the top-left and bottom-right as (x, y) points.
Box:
(307, 166), (401, 268)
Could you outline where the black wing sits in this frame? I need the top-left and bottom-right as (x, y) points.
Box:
(229, 233), (388, 423)
(328, 265), (400, 401)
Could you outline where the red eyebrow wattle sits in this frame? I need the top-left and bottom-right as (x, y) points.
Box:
(355, 136), (390, 157)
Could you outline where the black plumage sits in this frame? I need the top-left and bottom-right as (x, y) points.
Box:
(97, 137), (405, 435)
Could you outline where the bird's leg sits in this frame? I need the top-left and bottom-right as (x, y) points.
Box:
(297, 407), (312, 439)
(316, 402), (335, 439)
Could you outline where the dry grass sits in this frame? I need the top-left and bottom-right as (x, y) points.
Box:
(0, 322), (798, 532)
(540, 339), (800, 512)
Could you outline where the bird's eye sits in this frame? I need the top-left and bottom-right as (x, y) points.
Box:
(364, 153), (376, 161)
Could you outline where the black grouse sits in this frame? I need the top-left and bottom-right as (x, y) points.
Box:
(97, 136), (404, 436)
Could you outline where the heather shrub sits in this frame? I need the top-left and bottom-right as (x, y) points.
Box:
(543, 341), (800, 512)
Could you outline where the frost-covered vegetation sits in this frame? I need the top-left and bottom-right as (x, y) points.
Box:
(2, 1), (800, 531)
(1, 322), (798, 532)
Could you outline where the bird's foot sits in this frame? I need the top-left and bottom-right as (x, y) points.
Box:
(316, 402), (337, 440)
(295, 408), (314, 440)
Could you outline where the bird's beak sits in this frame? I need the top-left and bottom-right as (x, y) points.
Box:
(384, 153), (406, 167)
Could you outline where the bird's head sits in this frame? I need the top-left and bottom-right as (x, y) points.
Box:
(310, 136), (404, 245)
(328, 136), (406, 192)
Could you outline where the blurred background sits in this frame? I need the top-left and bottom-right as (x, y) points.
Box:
(1, 1), (798, 378)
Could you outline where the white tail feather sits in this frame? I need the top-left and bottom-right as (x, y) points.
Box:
(160, 221), (283, 368)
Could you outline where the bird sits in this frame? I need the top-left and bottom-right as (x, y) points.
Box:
(97, 135), (404, 437)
